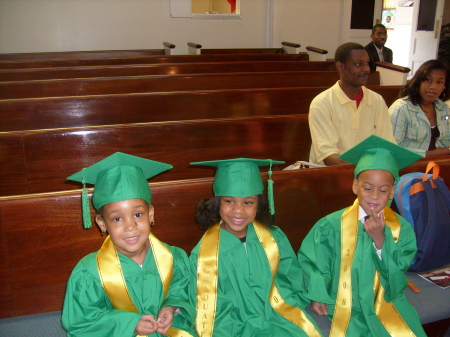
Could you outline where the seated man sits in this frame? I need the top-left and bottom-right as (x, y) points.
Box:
(308, 42), (395, 166)
(365, 24), (393, 71)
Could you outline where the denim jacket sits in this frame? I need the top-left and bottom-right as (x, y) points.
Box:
(389, 98), (450, 156)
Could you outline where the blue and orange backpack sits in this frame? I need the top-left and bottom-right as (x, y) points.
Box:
(394, 161), (450, 272)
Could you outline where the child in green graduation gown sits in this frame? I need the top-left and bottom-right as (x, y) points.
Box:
(298, 135), (427, 337)
(61, 153), (197, 337)
(189, 158), (323, 337)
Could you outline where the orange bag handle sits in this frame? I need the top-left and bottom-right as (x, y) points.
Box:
(423, 161), (439, 181)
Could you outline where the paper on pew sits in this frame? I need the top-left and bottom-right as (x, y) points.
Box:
(283, 161), (326, 170)
(418, 265), (450, 289)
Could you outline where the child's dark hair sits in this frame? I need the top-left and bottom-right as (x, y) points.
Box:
(195, 194), (275, 230)
(96, 205), (105, 217)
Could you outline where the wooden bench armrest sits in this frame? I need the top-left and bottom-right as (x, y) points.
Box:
(281, 41), (301, 48)
(306, 46), (328, 55)
(305, 46), (328, 61)
(188, 42), (202, 55)
(187, 42), (202, 49)
(281, 42), (301, 55)
(162, 42), (176, 49)
(375, 61), (411, 73)
(376, 62), (411, 85)
(163, 42), (176, 55)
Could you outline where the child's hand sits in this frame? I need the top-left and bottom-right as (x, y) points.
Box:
(311, 301), (328, 316)
(364, 208), (385, 250)
(156, 306), (176, 335)
(134, 314), (158, 335)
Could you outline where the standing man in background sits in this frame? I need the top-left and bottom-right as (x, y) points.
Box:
(365, 24), (393, 71)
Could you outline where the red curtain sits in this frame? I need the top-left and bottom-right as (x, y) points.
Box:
(227, 0), (236, 13)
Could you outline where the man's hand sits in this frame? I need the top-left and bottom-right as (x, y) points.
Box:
(323, 154), (349, 166)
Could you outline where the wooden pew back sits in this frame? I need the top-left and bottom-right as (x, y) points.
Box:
(0, 61), (336, 81)
(0, 53), (309, 69)
(0, 49), (167, 61)
(0, 85), (401, 132)
(0, 115), (310, 196)
(1, 157), (449, 318)
(0, 71), (381, 99)
(199, 48), (285, 54)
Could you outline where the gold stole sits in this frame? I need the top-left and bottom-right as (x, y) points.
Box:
(96, 233), (193, 337)
(330, 199), (416, 337)
(195, 224), (220, 337)
(196, 222), (322, 337)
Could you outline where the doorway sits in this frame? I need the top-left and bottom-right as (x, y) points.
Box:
(342, 0), (446, 75)
(437, 0), (450, 64)
(381, 0), (445, 75)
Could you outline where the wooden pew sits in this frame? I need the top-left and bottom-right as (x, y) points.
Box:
(0, 114), (310, 196)
(0, 71), (380, 99)
(193, 43), (327, 60)
(0, 61), (336, 81)
(0, 47), (172, 61)
(0, 85), (401, 132)
(199, 48), (286, 54)
(0, 53), (309, 69)
(0, 157), (449, 320)
(0, 167), (350, 318)
(188, 41), (300, 55)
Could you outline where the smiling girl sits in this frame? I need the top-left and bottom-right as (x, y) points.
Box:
(389, 59), (450, 157)
(62, 153), (196, 337)
(189, 158), (323, 337)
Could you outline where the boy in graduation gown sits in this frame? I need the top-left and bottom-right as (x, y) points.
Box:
(61, 152), (197, 337)
(189, 158), (323, 337)
(298, 136), (427, 337)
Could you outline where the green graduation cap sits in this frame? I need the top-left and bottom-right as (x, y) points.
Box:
(190, 158), (285, 214)
(338, 135), (423, 181)
(67, 152), (172, 229)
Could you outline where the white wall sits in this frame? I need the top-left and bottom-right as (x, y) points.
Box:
(272, 0), (343, 57)
(0, 0), (343, 55)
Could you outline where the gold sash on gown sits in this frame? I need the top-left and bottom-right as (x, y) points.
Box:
(330, 199), (416, 337)
(196, 224), (220, 337)
(196, 221), (322, 337)
(96, 233), (193, 337)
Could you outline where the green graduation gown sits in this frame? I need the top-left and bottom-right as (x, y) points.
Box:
(297, 207), (427, 337)
(189, 223), (323, 337)
(62, 243), (197, 337)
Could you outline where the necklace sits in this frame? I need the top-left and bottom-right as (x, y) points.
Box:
(420, 104), (437, 126)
